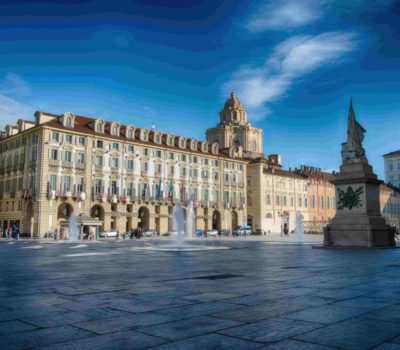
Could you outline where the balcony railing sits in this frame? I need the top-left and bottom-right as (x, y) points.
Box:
(75, 163), (85, 170)
(62, 161), (73, 168)
(22, 189), (35, 199)
(49, 159), (59, 167)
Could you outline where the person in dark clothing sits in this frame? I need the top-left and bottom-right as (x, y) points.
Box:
(11, 223), (18, 240)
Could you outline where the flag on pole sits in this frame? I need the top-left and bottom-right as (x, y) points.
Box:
(156, 178), (162, 200)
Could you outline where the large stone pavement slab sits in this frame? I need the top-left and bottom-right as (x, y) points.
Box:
(2, 239), (400, 349)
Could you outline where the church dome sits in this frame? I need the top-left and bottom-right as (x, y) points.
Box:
(223, 92), (244, 111)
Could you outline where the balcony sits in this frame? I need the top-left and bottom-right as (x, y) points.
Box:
(141, 170), (148, 177)
(92, 191), (106, 201)
(94, 165), (103, 173)
(62, 190), (73, 198)
(111, 167), (119, 174)
(49, 159), (59, 167)
(75, 163), (86, 170)
(62, 161), (73, 168)
(22, 189), (35, 199)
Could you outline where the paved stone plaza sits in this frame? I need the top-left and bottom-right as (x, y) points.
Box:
(1, 238), (400, 349)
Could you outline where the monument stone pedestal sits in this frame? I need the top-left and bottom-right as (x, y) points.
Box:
(324, 162), (395, 248)
(324, 98), (395, 248)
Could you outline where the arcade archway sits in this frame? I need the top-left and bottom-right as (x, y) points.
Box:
(138, 206), (150, 231)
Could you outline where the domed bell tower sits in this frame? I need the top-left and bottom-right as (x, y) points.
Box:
(206, 92), (263, 159)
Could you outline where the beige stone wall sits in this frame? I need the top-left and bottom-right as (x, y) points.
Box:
(0, 122), (246, 237)
(247, 163), (309, 234)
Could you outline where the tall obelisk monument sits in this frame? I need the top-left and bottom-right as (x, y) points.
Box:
(324, 98), (395, 247)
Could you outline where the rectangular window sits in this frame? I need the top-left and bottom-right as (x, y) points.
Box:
(63, 176), (71, 191)
(144, 148), (149, 156)
(111, 157), (119, 168)
(168, 165), (174, 176)
(96, 140), (104, 149)
(63, 151), (72, 162)
(95, 179), (102, 194)
(320, 196), (324, 209)
(156, 163), (162, 173)
(127, 159), (134, 170)
(155, 150), (162, 158)
(52, 132), (60, 142)
(50, 149), (58, 160)
(127, 145), (134, 153)
(265, 193), (271, 205)
(112, 143), (119, 151)
(78, 137), (86, 146)
(30, 148), (37, 162)
(213, 160), (219, 167)
(214, 172), (219, 180)
(65, 134), (73, 143)
(111, 180), (118, 195)
(95, 155), (103, 166)
(275, 195), (280, 205)
(77, 153), (85, 164)
(49, 175), (57, 191)
(181, 154), (186, 162)
(192, 156), (198, 164)
(76, 177), (84, 192)
(169, 152), (174, 160)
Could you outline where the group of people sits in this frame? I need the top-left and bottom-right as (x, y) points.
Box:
(0, 223), (20, 240)
(129, 227), (144, 239)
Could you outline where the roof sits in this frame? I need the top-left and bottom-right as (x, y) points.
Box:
(222, 92), (245, 111)
(380, 182), (400, 193)
(263, 167), (306, 180)
(293, 166), (336, 182)
(38, 112), (247, 161)
(383, 150), (400, 157)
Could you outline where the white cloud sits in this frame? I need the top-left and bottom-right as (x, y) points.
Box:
(224, 32), (357, 119)
(0, 73), (35, 129)
(246, 0), (329, 32)
(0, 73), (31, 97)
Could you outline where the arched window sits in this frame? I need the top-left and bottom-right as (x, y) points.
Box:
(127, 129), (133, 138)
(66, 117), (72, 127)
(251, 139), (257, 152)
(96, 123), (102, 132)
(112, 126), (118, 135)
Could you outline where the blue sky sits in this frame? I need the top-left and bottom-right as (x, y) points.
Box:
(0, 0), (400, 179)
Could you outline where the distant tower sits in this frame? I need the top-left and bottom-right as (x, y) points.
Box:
(206, 92), (263, 158)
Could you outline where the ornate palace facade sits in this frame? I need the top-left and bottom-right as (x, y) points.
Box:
(0, 102), (247, 237)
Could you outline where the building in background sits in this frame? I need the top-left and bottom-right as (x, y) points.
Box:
(0, 110), (247, 237)
(294, 166), (336, 233)
(383, 150), (400, 188)
(247, 158), (309, 234)
(379, 183), (400, 230)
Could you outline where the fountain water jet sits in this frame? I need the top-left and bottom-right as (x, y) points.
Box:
(68, 213), (80, 241)
(294, 212), (304, 242)
(132, 201), (229, 251)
